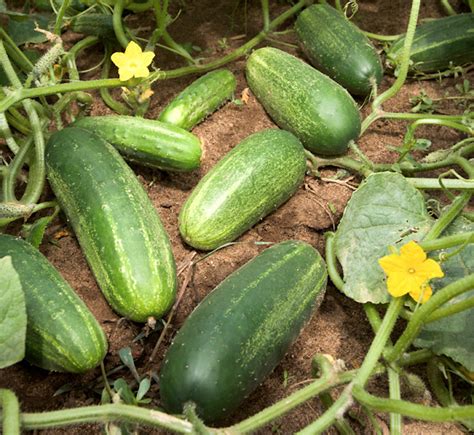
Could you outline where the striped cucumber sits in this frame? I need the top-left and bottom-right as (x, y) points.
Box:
(387, 13), (474, 73)
(179, 129), (307, 251)
(45, 127), (177, 322)
(159, 240), (327, 422)
(158, 69), (237, 130)
(0, 235), (107, 373)
(246, 47), (361, 155)
(73, 116), (202, 171)
(295, 4), (383, 96)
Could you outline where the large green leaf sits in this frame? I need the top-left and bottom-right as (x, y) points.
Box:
(334, 172), (432, 303)
(7, 14), (50, 45)
(415, 217), (474, 371)
(0, 256), (27, 368)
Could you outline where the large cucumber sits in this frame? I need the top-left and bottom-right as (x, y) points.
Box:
(0, 235), (107, 373)
(73, 116), (202, 172)
(387, 13), (474, 73)
(45, 127), (177, 322)
(70, 13), (115, 39)
(158, 69), (237, 131)
(295, 4), (383, 96)
(246, 47), (361, 155)
(159, 240), (327, 422)
(179, 129), (307, 251)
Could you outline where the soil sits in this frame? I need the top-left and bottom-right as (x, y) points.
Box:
(0, 0), (472, 433)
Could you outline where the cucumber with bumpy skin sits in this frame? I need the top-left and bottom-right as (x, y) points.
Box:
(159, 69), (237, 131)
(246, 47), (361, 155)
(295, 4), (383, 96)
(70, 13), (115, 39)
(74, 116), (202, 171)
(0, 234), (107, 373)
(160, 240), (327, 422)
(45, 127), (177, 322)
(179, 129), (307, 251)
(387, 13), (474, 73)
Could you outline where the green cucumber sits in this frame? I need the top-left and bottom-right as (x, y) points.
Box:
(73, 116), (202, 172)
(160, 240), (327, 422)
(0, 235), (107, 373)
(387, 13), (474, 73)
(246, 47), (361, 155)
(295, 4), (383, 96)
(45, 127), (177, 322)
(70, 13), (115, 39)
(158, 69), (237, 131)
(179, 129), (306, 251)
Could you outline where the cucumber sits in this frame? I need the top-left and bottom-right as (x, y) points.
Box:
(70, 13), (115, 39)
(73, 116), (202, 172)
(387, 13), (474, 73)
(295, 4), (383, 96)
(179, 129), (306, 251)
(158, 69), (237, 131)
(45, 127), (177, 322)
(246, 47), (361, 155)
(0, 235), (107, 373)
(159, 240), (327, 422)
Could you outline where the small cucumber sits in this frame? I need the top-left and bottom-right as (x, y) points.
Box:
(46, 127), (177, 322)
(70, 13), (115, 39)
(246, 47), (361, 155)
(160, 240), (327, 422)
(295, 4), (383, 96)
(73, 116), (202, 172)
(159, 69), (237, 131)
(179, 129), (307, 251)
(0, 235), (107, 373)
(387, 13), (474, 73)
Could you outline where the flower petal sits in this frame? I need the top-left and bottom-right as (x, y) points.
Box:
(141, 51), (155, 66)
(378, 254), (408, 275)
(386, 273), (419, 297)
(417, 258), (444, 280)
(124, 41), (143, 57)
(400, 240), (426, 264)
(111, 52), (126, 68)
(133, 65), (150, 78)
(409, 285), (432, 304)
(118, 67), (134, 81)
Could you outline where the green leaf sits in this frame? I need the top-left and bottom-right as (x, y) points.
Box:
(0, 256), (27, 368)
(113, 378), (136, 405)
(136, 378), (150, 401)
(23, 214), (54, 248)
(7, 14), (50, 45)
(415, 217), (474, 371)
(334, 172), (432, 303)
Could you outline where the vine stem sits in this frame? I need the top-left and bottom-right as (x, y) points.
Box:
(0, 389), (20, 435)
(298, 297), (405, 434)
(420, 232), (474, 252)
(324, 232), (345, 291)
(352, 385), (474, 421)
(0, 0), (308, 113)
(113, 0), (129, 48)
(423, 192), (472, 242)
(386, 273), (474, 364)
(261, 0), (270, 31)
(54, 0), (72, 34)
(371, 0), (420, 110)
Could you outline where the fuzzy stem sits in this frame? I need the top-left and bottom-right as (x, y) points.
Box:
(371, 0), (420, 110)
(54, 0), (72, 34)
(420, 232), (474, 252)
(0, 389), (20, 435)
(298, 297), (405, 434)
(113, 0), (129, 48)
(261, 0), (270, 31)
(352, 385), (474, 421)
(386, 274), (474, 364)
(426, 296), (474, 323)
(324, 232), (345, 291)
(423, 192), (472, 242)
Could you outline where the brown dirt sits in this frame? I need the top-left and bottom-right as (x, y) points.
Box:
(0, 0), (471, 433)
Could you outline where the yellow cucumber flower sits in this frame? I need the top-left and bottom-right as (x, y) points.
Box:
(378, 240), (444, 304)
(111, 41), (155, 82)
